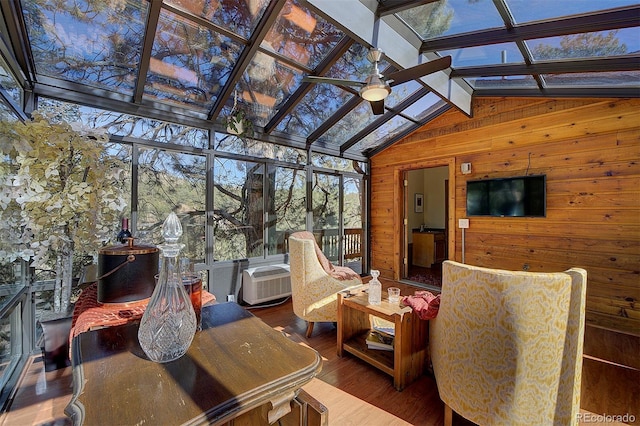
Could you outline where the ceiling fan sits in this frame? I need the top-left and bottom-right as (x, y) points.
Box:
(303, 48), (452, 115)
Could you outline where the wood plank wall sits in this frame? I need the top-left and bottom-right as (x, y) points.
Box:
(370, 97), (640, 416)
(371, 97), (639, 335)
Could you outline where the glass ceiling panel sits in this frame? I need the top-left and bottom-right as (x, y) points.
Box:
(310, 153), (362, 172)
(144, 8), (242, 113)
(326, 43), (389, 81)
(348, 115), (413, 154)
(384, 80), (423, 109)
(401, 92), (444, 121)
(22, 0), (148, 97)
(276, 43), (385, 137)
(262, 0), (344, 70)
(4, 0), (637, 161)
(275, 84), (356, 137)
(398, 0), (504, 40)
(527, 28), (640, 61)
(214, 133), (307, 163)
(164, 0), (269, 39)
(38, 98), (208, 148)
(232, 52), (306, 126)
(317, 101), (379, 146)
(441, 42), (524, 67)
(467, 75), (539, 89)
(543, 71), (640, 88)
(506, 0), (638, 24)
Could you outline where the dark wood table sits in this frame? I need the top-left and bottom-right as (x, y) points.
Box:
(65, 302), (325, 425)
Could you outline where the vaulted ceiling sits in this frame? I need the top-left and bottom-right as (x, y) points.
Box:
(1, 0), (638, 161)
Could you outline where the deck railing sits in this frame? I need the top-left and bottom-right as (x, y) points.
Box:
(313, 228), (362, 261)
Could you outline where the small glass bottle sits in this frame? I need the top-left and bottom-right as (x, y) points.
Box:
(368, 269), (382, 305)
(138, 212), (196, 363)
(116, 217), (132, 243)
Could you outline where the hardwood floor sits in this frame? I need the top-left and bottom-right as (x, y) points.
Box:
(0, 298), (621, 426)
(245, 299), (459, 426)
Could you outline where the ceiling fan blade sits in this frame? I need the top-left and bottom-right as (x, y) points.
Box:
(303, 76), (364, 88)
(386, 55), (452, 86)
(370, 100), (385, 115)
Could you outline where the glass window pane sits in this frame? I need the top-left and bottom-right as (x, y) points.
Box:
(0, 305), (22, 386)
(266, 165), (306, 256)
(0, 151), (24, 263)
(22, 0), (148, 96)
(230, 54), (305, 126)
(543, 71), (640, 88)
(275, 84), (356, 138)
(348, 115), (413, 154)
(343, 176), (363, 274)
(398, 0), (504, 40)
(507, 0), (637, 24)
(441, 43), (524, 67)
(262, 0), (344, 69)
(213, 134), (307, 163)
(165, 0), (270, 39)
(0, 101), (18, 122)
(276, 43), (376, 137)
(327, 43), (389, 81)
(312, 173), (339, 264)
(137, 148), (206, 263)
(311, 154), (364, 174)
(213, 158), (264, 261)
(317, 101), (378, 146)
(37, 98), (209, 148)
(0, 56), (22, 109)
(467, 75), (539, 89)
(401, 92), (445, 120)
(528, 28), (639, 61)
(145, 8), (243, 112)
(384, 80), (423, 109)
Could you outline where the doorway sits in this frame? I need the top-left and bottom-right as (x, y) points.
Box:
(311, 171), (364, 274)
(403, 166), (448, 288)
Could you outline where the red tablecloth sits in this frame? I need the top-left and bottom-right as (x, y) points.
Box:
(70, 283), (216, 348)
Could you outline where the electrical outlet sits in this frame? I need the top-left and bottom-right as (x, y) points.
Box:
(459, 218), (469, 229)
(227, 294), (235, 302)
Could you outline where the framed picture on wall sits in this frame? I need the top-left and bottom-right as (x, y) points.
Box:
(415, 193), (424, 213)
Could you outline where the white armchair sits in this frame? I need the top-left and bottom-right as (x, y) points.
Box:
(288, 232), (362, 337)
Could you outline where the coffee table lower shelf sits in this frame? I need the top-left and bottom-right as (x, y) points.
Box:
(337, 289), (429, 391)
(343, 332), (394, 377)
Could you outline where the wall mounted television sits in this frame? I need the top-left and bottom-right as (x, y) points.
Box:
(466, 175), (546, 217)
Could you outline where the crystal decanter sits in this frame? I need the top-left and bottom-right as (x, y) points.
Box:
(368, 269), (382, 305)
(138, 212), (196, 363)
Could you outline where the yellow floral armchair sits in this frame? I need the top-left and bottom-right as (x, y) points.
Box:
(430, 260), (587, 426)
(288, 232), (363, 337)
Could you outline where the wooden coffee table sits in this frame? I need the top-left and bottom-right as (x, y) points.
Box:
(336, 282), (429, 391)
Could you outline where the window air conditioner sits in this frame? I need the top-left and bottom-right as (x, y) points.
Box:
(242, 264), (291, 305)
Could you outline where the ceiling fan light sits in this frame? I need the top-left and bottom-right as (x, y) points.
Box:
(360, 75), (391, 102)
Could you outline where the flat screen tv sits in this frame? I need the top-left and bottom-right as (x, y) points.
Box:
(466, 175), (546, 217)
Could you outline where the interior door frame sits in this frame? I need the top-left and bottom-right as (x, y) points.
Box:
(395, 158), (456, 282)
